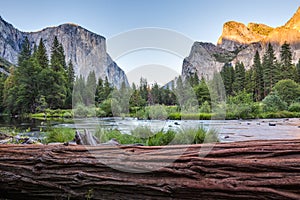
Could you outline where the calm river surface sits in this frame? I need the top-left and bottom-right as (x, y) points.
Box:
(1, 116), (299, 142)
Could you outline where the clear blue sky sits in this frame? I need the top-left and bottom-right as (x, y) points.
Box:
(1, 0), (299, 43)
(0, 0), (299, 76)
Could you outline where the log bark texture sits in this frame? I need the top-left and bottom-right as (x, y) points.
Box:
(0, 140), (300, 200)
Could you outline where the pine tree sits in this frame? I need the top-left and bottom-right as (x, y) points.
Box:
(95, 77), (104, 104)
(245, 68), (255, 97)
(50, 36), (66, 72)
(0, 74), (6, 112)
(103, 77), (112, 100)
(18, 37), (31, 66)
(279, 42), (294, 80)
(280, 42), (292, 68)
(151, 83), (161, 104)
(262, 43), (276, 97)
(220, 63), (234, 96)
(253, 51), (264, 101)
(232, 62), (245, 93)
(3, 68), (18, 114)
(139, 77), (148, 102)
(86, 71), (97, 106)
(296, 59), (300, 83)
(194, 78), (211, 106)
(4, 39), (46, 114)
(188, 72), (199, 88)
(36, 38), (48, 68)
(72, 75), (85, 106)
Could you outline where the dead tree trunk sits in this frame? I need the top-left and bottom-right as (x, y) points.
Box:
(0, 140), (300, 200)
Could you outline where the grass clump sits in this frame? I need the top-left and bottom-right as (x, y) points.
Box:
(45, 127), (74, 143)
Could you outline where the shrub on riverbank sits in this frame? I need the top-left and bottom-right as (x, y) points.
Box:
(93, 126), (219, 146)
(45, 127), (74, 143)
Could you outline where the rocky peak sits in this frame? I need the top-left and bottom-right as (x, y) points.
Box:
(217, 21), (272, 51)
(285, 6), (300, 31)
(183, 7), (300, 80)
(0, 16), (128, 87)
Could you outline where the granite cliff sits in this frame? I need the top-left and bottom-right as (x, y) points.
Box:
(0, 16), (128, 87)
(182, 7), (300, 80)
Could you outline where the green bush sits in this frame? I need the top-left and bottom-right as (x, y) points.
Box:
(131, 126), (154, 139)
(93, 126), (220, 146)
(94, 127), (144, 144)
(258, 111), (299, 119)
(168, 112), (181, 120)
(273, 79), (300, 105)
(262, 92), (288, 113)
(146, 105), (168, 120)
(199, 101), (211, 113)
(46, 127), (74, 143)
(147, 130), (176, 146)
(73, 103), (89, 117)
(171, 126), (219, 145)
(288, 102), (300, 112)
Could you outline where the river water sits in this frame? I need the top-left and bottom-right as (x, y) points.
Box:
(1, 116), (299, 143)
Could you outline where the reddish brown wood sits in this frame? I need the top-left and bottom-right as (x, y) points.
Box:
(0, 140), (300, 199)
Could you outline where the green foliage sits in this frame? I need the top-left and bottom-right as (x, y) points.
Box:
(45, 127), (74, 143)
(199, 101), (211, 113)
(288, 102), (300, 112)
(171, 126), (219, 145)
(262, 91), (288, 113)
(98, 99), (113, 117)
(226, 90), (259, 119)
(50, 36), (66, 71)
(147, 130), (176, 146)
(65, 60), (75, 108)
(94, 128), (143, 144)
(194, 78), (211, 105)
(280, 42), (293, 79)
(262, 43), (277, 96)
(232, 62), (246, 93)
(273, 79), (300, 105)
(18, 37), (31, 66)
(296, 59), (300, 83)
(73, 103), (95, 118)
(220, 63), (234, 96)
(0, 74), (7, 112)
(86, 71), (97, 106)
(147, 104), (168, 120)
(131, 126), (154, 139)
(168, 112), (213, 120)
(94, 126), (219, 146)
(3, 36), (69, 114)
(258, 111), (300, 119)
(252, 51), (264, 101)
(36, 38), (49, 69)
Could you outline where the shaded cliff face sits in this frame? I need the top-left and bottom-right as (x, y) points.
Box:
(183, 7), (300, 78)
(182, 42), (224, 80)
(0, 16), (128, 87)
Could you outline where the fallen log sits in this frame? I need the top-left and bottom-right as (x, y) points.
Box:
(0, 139), (300, 199)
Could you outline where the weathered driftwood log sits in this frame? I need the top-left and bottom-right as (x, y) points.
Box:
(0, 140), (300, 200)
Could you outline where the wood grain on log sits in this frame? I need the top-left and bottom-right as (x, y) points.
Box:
(0, 139), (300, 199)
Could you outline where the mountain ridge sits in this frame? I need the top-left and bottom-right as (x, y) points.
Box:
(0, 15), (128, 87)
(182, 6), (300, 80)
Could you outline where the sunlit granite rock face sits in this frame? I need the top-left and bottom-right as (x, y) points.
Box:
(182, 7), (300, 79)
(0, 16), (128, 87)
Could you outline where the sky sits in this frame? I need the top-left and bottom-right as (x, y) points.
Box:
(0, 0), (299, 79)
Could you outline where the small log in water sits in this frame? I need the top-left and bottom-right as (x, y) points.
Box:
(0, 140), (300, 199)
